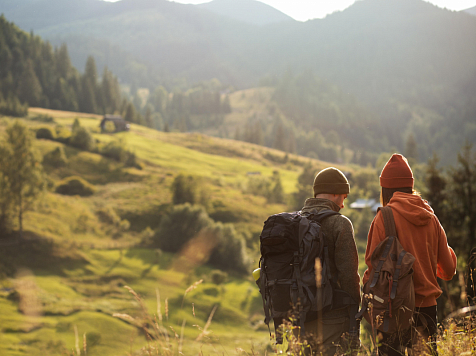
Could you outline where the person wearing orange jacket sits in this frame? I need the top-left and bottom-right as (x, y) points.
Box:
(363, 153), (457, 356)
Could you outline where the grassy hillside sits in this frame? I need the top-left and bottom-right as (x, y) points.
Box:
(0, 108), (356, 356)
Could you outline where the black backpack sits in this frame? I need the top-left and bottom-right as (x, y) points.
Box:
(257, 209), (353, 341)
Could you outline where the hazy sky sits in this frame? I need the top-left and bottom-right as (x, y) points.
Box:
(103, 0), (476, 22)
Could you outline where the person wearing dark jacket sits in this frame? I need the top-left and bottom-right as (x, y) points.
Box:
(363, 154), (457, 356)
(300, 167), (361, 355)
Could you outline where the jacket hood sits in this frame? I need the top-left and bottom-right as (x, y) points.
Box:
(302, 198), (341, 213)
(387, 192), (434, 226)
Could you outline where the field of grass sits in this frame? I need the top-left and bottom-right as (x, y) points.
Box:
(3, 109), (469, 356)
(3, 108), (350, 355)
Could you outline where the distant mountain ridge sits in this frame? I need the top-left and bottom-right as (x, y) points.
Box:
(463, 5), (476, 15)
(1, 0), (476, 164)
(197, 0), (294, 26)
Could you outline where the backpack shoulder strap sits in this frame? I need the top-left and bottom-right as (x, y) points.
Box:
(378, 206), (397, 238)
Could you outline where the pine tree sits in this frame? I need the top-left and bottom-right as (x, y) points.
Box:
(55, 43), (72, 79)
(448, 142), (476, 258)
(80, 76), (97, 113)
(425, 152), (446, 220)
(405, 133), (418, 163)
(17, 59), (42, 106)
(79, 56), (98, 113)
(273, 123), (286, 151)
(124, 102), (136, 123)
(145, 105), (153, 128)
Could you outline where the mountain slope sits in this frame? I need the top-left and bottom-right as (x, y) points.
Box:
(197, 0), (294, 25)
(1, 0), (476, 163)
(3, 0), (476, 99)
(463, 5), (476, 15)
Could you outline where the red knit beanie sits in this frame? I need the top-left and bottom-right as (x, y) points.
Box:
(380, 154), (414, 188)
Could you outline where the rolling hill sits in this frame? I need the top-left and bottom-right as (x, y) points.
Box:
(197, 0), (294, 25)
(0, 108), (321, 355)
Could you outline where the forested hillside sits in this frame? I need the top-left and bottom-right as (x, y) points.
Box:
(2, 0), (475, 165)
(0, 15), (140, 122)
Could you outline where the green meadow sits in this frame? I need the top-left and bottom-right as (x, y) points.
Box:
(0, 108), (356, 356)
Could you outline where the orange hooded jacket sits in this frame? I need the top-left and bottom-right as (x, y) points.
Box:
(362, 192), (457, 307)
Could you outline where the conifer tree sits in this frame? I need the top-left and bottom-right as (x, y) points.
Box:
(144, 104), (153, 128)
(447, 142), (476, 258)
(405, 133), (418, 163)
(425, 152), (446, 220)
(124, 102), (136, 123)
(55, 43), (72, 79)
(80, 76), (97, 113)
(273, 123), (286, 151)
(79, 56), (98, 113)
(17, 59), (42, 106)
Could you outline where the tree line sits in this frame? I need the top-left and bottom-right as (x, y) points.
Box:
(131, 79), (231, 132)
(0, 15), (134, 120)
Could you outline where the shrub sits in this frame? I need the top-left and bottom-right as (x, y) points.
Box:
(208, 223), (249, 274)
(36, 127), (55, 140)
(101, 139), (126, 162)
(55, 176), (95, 196)
(119, 219), (130, 232)
(43, 147), (68, 168)
(31, 114), (54, 123)
(70, 126), (95, 151)
(153, 204), (214, 252)
(101, 139), (142, 169)
(124, 150), (142, 169)
(96, 206), (121, 226)
(0, 96), (28, 117)
(85, 331), (101, 346)
(171, 173), (208, 206)
(209, 269), (228, 285)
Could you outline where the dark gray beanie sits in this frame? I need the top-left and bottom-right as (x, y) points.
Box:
(313, 167), (350, 196)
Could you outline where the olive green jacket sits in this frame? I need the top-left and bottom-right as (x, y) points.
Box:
(301, 198), (361, 317)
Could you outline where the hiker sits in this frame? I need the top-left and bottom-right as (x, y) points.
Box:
(299, 167), (361, 355)
(362, 154), (457, 356)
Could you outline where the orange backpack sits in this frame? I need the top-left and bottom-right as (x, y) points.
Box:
(356, 206), (415, 334)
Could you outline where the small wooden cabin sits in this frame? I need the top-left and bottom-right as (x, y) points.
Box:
(100, 115), (130, 133)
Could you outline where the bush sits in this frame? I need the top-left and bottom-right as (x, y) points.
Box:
(101, 139), (126, 162)
(31, 114), (54, 123)
(96, 206), (121, 226)
(100, 139), (142, 169)
(246, 170), (284, 204)
(124, 150), (142, 169)
(36, 127), (55, 140)
(85, 332), (101, 347)
(209, 269), (228, 285)
(171, 174), (208, 206)
(0, 96), (28, 117)
(208, 223), (249, 274)
(153, 204), (214, 252)
(43, 147), (68, 168)
(70, 126), (95, 151)
(55, 176), (95, 196)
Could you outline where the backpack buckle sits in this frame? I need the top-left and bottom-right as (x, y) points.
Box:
(293, 251), (300, 265)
